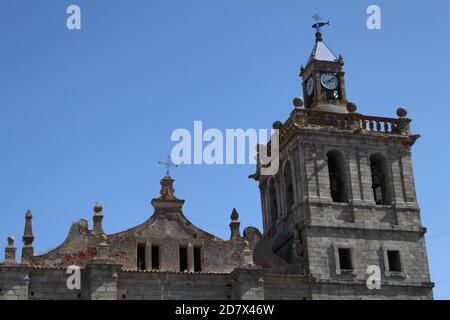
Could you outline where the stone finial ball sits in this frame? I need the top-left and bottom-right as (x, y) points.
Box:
(346, 102), (357, 113)
(397, 107), (408, 118)
(94, 202), (103, 213)
(272, 121), (283, 129)
(293, 97), (304, 108)
(7, 236), (15, 245)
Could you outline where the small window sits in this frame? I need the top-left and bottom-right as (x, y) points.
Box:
(387, 250), (402, 272)
(137, 243), (146, 271)
(179, 246), (188, 272)
(151, 245), (160, 270)
(194, 247), (202, 272)
(338, 248), (353, 271)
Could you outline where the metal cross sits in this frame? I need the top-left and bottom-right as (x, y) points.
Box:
(158, 155), (178, 176)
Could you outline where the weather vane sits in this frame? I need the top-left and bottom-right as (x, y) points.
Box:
(312, 14), (330, 32)
(158, 155), (178, 176)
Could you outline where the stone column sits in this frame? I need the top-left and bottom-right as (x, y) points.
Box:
(145, 240), (152, 271)
(187, 243), (194, 273)
(337, 70), (347, 102)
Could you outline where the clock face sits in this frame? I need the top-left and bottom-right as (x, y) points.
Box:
(306, 77), (314, 96)
(320, 72), (339, 90)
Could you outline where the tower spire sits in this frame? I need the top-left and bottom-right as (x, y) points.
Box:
(229, 208), (241, 240)
(21, 210), (34, 264)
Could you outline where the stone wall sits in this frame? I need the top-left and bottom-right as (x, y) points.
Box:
(311, 282), (433, 300)
(0, 264), (433, 300)
(263, 275), (310, 300)
(117, 271), (231, 300)
(28, 268), (80, 300)
(0, 265), (30, 300)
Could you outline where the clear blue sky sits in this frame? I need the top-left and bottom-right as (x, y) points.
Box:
(0, 0), (449, 299)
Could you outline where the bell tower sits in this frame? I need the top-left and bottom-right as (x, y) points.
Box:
(251, 20), (433, 299)
(301, 21), (348, 112)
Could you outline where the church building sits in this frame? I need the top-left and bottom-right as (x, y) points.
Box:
(0, 27), (433, 300)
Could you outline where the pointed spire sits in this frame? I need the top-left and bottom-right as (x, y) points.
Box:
(22, 210), (34, 246)
(307, 33), (338, 64)
(230, 208), (239, 221)
(229, 208), (241, 241)
(21, 210), (34, 264)
(92, 202), (105, 236)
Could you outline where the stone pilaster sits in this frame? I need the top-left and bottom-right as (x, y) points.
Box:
(4, 236), (16, 264)
(230, 268), (267, 300)
(145, 240), (152, 271)
(0, 265), (31, 300)
(187, 243), (194, 273)
(240, 241), (254, 268)
(82, 260), (122, 300)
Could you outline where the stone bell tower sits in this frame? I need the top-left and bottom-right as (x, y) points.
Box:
(251, 23), (433, 299)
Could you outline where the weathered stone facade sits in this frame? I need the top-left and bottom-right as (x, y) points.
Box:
(0, 29), (433, 300)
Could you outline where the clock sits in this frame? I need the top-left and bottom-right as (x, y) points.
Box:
(320, 72), (338, 90)
(306, 77), (314, 96)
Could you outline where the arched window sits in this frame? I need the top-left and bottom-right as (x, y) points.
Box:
(370, 154), (390, 205)
(269, 179), (278, 225)
(327, 150), (348, 203)
(284, 161), (294, 212)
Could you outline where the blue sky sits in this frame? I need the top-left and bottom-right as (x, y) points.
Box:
(0, 0), (449, 299)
